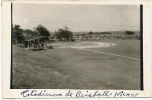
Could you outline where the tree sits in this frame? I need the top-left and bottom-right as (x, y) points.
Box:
(14, 24), (21, 31)
(124, 31), (135, 35)
(34, 24), (50, 37)
(12, 24), (25, 44)
(34, 24), (51, 42)
(88, 31), (93, 38)
(25, 29), (38, 36)
(88, 31), (93, 35)
(54, 26), (73, 41)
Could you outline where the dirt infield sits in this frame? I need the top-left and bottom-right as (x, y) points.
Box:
(58, 42), (139, 60)
(59, 42), (116, 49)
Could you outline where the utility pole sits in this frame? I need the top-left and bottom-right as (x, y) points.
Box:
(38, 37), (39, 44)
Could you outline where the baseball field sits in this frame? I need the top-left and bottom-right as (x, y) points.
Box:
(12, 40), (141, 90)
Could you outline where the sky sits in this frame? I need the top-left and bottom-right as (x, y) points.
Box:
(13, 4), (140, 32)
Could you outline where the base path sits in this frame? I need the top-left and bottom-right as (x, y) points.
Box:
(77, 48), (140, 60)
(61, 42), (140, 61)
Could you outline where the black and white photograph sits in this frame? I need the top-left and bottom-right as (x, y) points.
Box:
(11, 4), (142, 90)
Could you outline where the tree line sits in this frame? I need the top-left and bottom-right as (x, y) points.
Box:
(12, 24), (74, 44)
(12, 24), (136, 44)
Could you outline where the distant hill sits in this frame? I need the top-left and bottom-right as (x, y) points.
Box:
(50, 30), (140, 36)
(72, 30), (140, 35)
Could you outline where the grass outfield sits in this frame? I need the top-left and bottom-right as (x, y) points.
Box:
(12, 40), (141, 89)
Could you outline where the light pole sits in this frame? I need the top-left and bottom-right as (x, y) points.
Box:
(38, 32), (40, 45)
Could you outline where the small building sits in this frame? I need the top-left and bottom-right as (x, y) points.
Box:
(23, 36), (47, 48)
